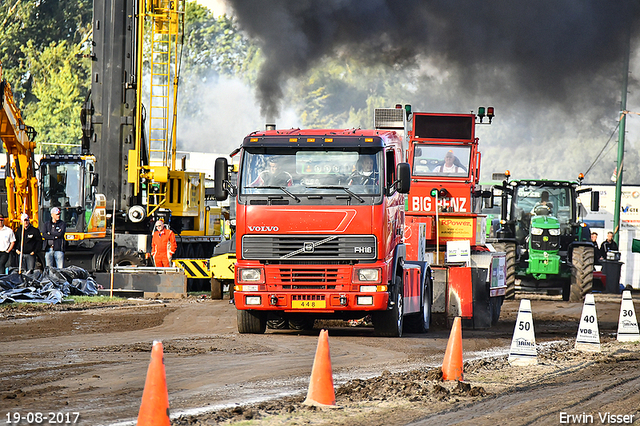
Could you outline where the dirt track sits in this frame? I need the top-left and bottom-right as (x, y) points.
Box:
(0, 294), (638, 425)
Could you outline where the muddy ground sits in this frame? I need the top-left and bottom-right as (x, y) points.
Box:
(0, 294), (638, 425)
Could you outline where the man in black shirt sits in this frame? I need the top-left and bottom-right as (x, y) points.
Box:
(600, 231), (619, 257)
(591, 232), (603, 264)
(16, 214), (43, 271)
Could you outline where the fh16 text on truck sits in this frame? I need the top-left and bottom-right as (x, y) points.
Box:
(215, 105), (506, 336)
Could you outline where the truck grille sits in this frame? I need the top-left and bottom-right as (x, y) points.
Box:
(531, 232), (559, 251)
(279, 268), (340, 283)
(242, 235), (377, 260)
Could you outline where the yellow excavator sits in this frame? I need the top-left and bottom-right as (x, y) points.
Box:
(0, 63), (39, 231)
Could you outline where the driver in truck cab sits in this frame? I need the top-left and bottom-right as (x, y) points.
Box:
(252, 158), (293, 186)
(432, 150), (465, 173)
(348, 156), (378, 185)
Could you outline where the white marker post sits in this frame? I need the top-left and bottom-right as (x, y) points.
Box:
(575, 294), (601, 352)
(617, 290), (640, 342)
(508, 299), (537, 366)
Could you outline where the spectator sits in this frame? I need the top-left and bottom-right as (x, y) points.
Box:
(16, 213), (43, 271)
(591, 232), (603, 264)
(151, 219), (177, 267)
(0, 213), (15, 273)
(43, 207), (66, 268)
(600, 231), (619, 256)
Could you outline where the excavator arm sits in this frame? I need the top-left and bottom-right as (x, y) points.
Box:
(0, 64), (39, 229)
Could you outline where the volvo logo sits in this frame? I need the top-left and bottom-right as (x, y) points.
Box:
(248, 226), (279, 232)
(303, 242), (314, 253)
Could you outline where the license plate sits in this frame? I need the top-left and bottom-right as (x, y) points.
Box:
(292, 300), (326, 309)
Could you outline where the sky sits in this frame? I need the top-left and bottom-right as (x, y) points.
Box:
(189, 1), (640, 184)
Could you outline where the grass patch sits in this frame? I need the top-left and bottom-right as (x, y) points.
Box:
(64, 295), (127, 304)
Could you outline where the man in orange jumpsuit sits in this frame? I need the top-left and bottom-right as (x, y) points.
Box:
(151, 219), (177, 267)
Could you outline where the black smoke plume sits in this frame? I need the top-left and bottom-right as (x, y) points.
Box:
(227, 0), (640, 120)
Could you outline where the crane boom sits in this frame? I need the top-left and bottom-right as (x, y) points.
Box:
(0, 64), (39, 229)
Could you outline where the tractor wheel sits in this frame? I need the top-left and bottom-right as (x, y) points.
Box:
(494, 242), (516, 300)
(112, 247), (145, 268)
(570, 246), (594, 302)
(373, 275), (404, 337)
(237, 310), (267, 334)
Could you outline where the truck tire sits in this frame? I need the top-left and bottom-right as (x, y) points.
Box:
(494, 242), (516, 299)
(266, 318), (289, 329)
(373, 275), (404, 337)
(490, 296), (504, 326)
(237, 310), (267, 334)
(211, 278), (223, 300)
(289, 318), (315, 331)
(405, 275), (431, 333)
(570, 246), (594, 302)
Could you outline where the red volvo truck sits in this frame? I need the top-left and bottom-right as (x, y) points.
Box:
(214, 121), (435, 336)
(400, 106), (506, 327)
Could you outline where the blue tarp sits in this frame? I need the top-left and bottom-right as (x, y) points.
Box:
(0, 266), (99, 304)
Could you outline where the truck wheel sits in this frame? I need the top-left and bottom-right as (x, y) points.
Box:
(266, 318), (289, 329)
(494, 242), (516, 299)
(289, 318), (315, 331)
(373, 275), (404, 337)
(490, 296), (504, 326)
(237, 310), (267, 334)
(405, 275), (431, 333)
(211, 278), (223, 299)
(570, 246), (594, 302)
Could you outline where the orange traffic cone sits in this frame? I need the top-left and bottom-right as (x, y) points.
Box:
(137, 340), (170, 426)
(303, 329), (336, 406)
(442, 316), (463, 381)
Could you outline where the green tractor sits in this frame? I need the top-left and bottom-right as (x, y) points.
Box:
(493, 174), (599, 301)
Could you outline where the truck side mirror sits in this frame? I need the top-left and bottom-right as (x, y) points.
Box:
(91, 173), (99, 186)
(590, 191), (599, 212)
(396, 163), (411, 194)
(214, 157), (229, 201)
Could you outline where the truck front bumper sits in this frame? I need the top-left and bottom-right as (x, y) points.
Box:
(234, 291), (390, 312)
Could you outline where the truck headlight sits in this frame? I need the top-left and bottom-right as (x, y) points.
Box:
(531, 227), (543, 235)
(238, 268), (263, 283)
(245, 296), (261, 305)
(548, 228), (560, 236)
(354, 268), (380, 282)
(356, 296), (374, 305)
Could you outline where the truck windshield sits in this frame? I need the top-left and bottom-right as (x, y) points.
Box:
(512, 184), (574, 239)
(412, 144), (471, 177)
(240, 149), (383, 199)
